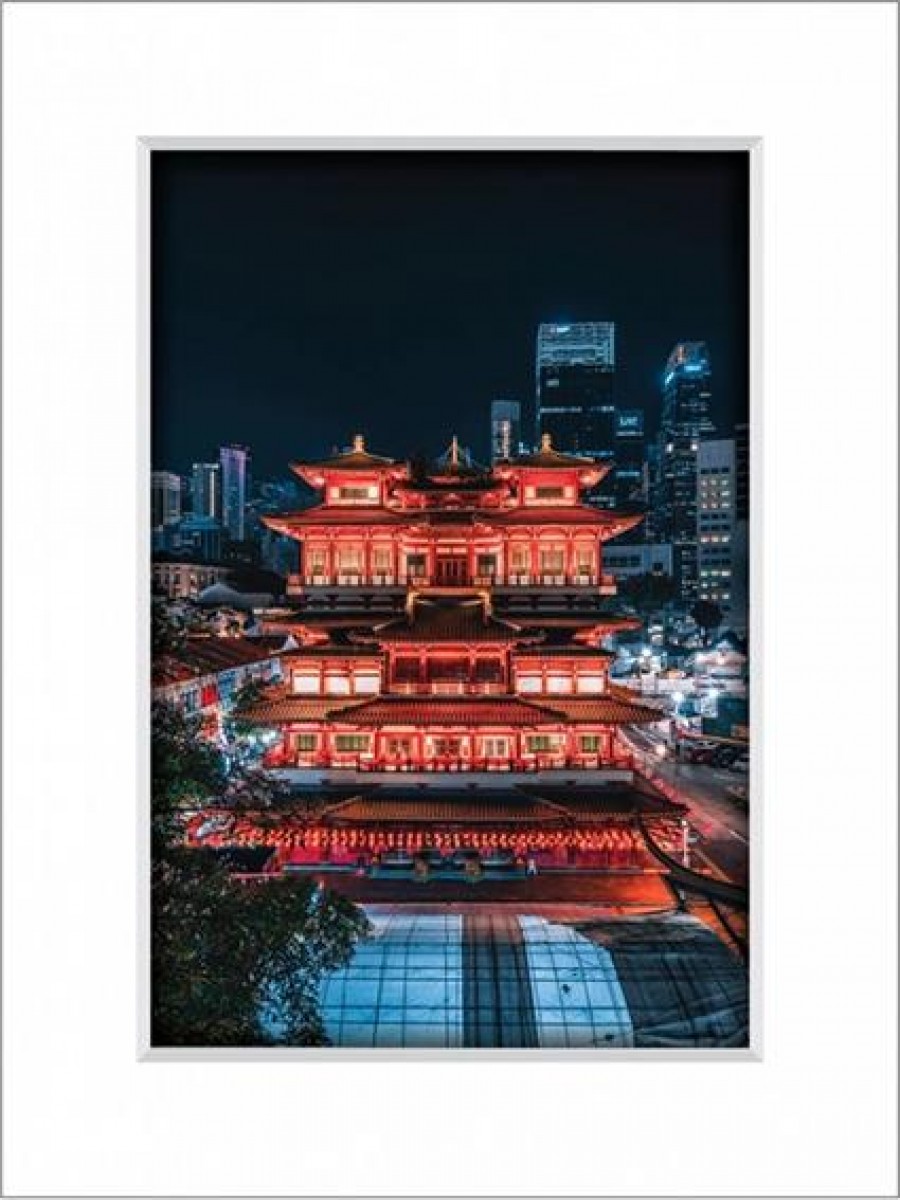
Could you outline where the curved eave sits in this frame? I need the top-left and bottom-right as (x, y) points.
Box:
(597, 511), (645, 541)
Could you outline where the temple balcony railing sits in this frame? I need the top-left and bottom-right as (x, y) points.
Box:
(390, 682), (506, 696)
(264, 750), (637, 774)
(287, 573), (617, 595)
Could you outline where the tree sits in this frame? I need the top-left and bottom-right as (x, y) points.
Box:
(151, 701), (368, 1046)
(690, 599), (724, 646)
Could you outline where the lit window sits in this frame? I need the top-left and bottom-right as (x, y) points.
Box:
(546, 675), (573, 693)
(353, 674), (380, 694)
(292, 673), (320, 694)
(334, 735), (369, 752)
(518, 676), (542, 693)
(325, 676), (351, 695)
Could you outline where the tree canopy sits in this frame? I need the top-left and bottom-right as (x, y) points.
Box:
(151, 701), (368, 1046)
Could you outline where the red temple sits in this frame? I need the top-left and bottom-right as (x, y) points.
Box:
(244, 434), (662, 771)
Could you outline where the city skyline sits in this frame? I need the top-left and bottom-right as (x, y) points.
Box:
(152, 151), (749, 478)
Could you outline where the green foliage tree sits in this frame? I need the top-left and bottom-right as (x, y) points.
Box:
(151, 701), (368, 1046)
(690, 599), (724, 646)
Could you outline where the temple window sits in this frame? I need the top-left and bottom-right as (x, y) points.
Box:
(540, 548), (565, 575)
(393, 658), (420, 684)
(580, 735), (602, 753)
(575, 545), (595, 577)
(307, 547), (327, 577)
(476, 554), (497, 580)
(576, 675), (605, 694)
(292, 672), (321, 694)
(535, 486), (565, 499)
(334, 734), (369, 752)
(372, 546), (393, 576)
(481, 737), (509, 758)
(331, 484), (378, 502)
(324, 675), (351, 695)
(518, 675), (542, 693)
(406, 553), (427, 579)
(353, 673), (380, 694)
(546, 674), (573, 693)
(336, 547), (363, 574)
(509, 545), (529, 572)
(428, 738), (463, 757)
(296, 734), (318, 752)
(527, 734), (563, 753)
(386, 738), (412, 757)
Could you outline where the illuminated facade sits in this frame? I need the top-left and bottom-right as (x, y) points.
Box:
(244, 433), (661, 770)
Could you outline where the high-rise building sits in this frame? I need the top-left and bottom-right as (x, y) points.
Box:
(220, 444), (250, 542)
(151, 470), (182, 530)
(535, 322), (616, 458)
(490, 400), (522, 463)
(730, 422), (750, 634)
(734, 422), (749, 522)
(613, 408), (645, 508)
(653, 342), (714, 600)
(697, 439), (734, 614)
(191, 461), (221, 521)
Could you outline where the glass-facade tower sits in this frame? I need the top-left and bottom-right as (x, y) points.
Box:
(535, 323), (616, 459)
(654, 342), (714, 600)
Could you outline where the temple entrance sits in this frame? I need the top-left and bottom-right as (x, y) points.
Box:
(434, 555), (469, 586)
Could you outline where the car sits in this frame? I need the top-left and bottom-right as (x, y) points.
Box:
(730, 754), (750, 774)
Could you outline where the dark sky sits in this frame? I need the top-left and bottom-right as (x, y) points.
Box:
(152, 150), (748, 480)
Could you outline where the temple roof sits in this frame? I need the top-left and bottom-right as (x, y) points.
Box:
(534, 697), (665, 724)
(237, 688), (664, 727)
(152, 636), (282, 689)
(499, 433), (608, 472)
(237, 695), (367, 723)
(322, 793), (564, 824)
(329, 696), (562, 727)
(290, 434), (395, 472)
(372, 599), (531, 645)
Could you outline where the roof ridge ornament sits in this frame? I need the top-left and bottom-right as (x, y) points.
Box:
(352, 433), (366, 453)
(540, 431), (553, 452)
(450, 434), (459, 466)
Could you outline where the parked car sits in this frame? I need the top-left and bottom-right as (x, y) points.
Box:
(730, 753), (750, 774)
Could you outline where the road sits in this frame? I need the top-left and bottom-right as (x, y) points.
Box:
(620, 725), (749, 887)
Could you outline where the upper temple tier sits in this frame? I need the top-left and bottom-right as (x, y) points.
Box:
(265, 433), (643, 608)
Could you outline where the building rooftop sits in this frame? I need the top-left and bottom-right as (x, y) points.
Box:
(372, 598), (530, 645)
(262, 909), (746, 1048)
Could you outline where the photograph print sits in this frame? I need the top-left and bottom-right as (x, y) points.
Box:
(150, 148), (751, 1050)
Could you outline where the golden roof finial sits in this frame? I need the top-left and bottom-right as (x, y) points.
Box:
(450, 435), (459, 466)
(540, 431), (553, 452)
(352, 433), (365, 454)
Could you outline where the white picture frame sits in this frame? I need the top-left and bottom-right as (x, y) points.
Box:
(3, 3), (896, 1197)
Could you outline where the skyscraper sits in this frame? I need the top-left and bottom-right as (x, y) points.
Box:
(151, 470), (182, 530)
(219, 444), (250, 542)
(535, 322), (616, 458)
(490, 399), (522, 462)
(191, 461), (221, 521)
(654, 342), (714, 600)
(612, 408), (645, 509)
(697, 438), (735, 613)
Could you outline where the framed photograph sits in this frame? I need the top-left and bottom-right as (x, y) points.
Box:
(4, 4), (895, 1198)
(144, 142), (757, 1057)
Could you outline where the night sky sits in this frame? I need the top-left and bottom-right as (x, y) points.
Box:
(152, 151), (748, 480)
